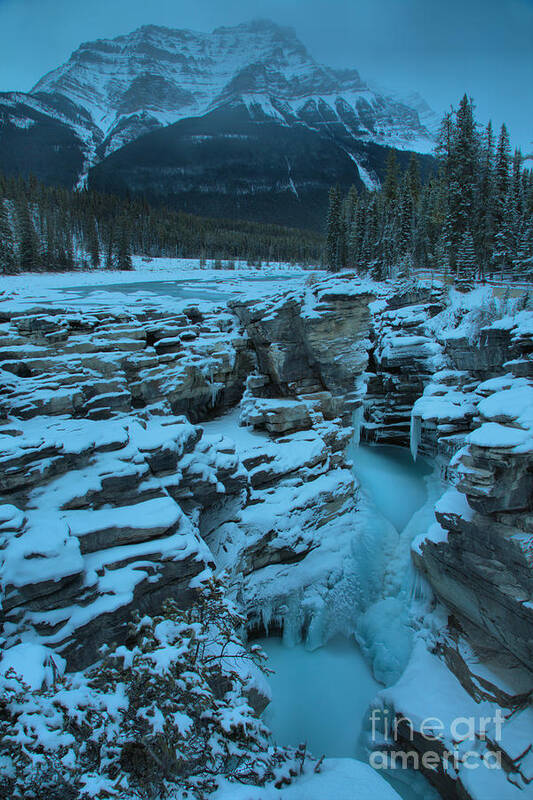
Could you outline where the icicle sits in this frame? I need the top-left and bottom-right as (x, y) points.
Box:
(408, 568), (434, 607)
(352, 404), (364, 449)
(261, 603), (273, 636)
(410, 410), (421, 462)
(210, 380), (218, 408)
(204, 366), (219, 408)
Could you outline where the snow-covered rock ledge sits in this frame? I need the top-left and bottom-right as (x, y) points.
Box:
(0, 272), (375, 669)
(0, 271), (406, 799)
(363, 284), (533, 799)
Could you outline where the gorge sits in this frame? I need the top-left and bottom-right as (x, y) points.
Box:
(0, 266), (532, 799)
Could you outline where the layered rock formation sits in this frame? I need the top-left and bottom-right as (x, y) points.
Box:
(231, 276), (373, 410)
(0, 299), (254, 422)
(0, 275), (374, 669)
(365, 289), (533, 799)
(362, 283), (445, 447)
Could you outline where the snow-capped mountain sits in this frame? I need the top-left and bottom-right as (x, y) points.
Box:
(0, 20), (437, 227)
(31, 20), (435, 161)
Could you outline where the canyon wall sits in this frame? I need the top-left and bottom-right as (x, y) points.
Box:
(366, 287), (533, 798)
(0, 276), (373, 669)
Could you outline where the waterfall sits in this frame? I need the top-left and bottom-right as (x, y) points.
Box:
(351, 446), (444, 686)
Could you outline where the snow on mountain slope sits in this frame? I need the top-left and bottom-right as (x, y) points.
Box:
(29, 19), (435, 162)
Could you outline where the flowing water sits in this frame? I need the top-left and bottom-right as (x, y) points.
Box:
(259, 444), (439, 800)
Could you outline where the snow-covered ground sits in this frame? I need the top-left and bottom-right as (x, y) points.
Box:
(0, 258), (318, 313)
(213, 758), (403, 800)
(0, 257), (314, 290)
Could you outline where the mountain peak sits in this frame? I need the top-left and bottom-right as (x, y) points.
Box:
(26, 19), (435, 169)
(1, 18), (437, 226)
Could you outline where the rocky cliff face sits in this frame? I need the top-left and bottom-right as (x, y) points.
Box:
(364, 286), (533, 799)
(0, 274), (373, 669)
(1, 273), (531, 800)
(362, 283), (446, 447)
(231, 277), (373, 403)
(0, 296), (255, 667)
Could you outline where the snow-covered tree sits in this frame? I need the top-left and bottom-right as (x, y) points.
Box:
(321, 95), (532, 285)
(514, 220), (533, 278)
(456, 229), (477, 278)
(0, 578), (306, 800)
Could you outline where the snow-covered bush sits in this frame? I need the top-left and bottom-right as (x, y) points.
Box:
(426, 287), (502, 345)
(0, 578), (300, 799)
(465, 295), (499, 343)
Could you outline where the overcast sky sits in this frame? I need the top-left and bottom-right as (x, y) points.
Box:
(0, 0), (531, 151)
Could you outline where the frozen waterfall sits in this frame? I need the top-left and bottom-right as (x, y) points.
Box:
(259, 440), (442, 800)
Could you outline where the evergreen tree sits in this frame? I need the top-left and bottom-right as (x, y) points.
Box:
(477, 121), (495, 278)
(16, 201), (40, 271)
(383, 150), (399, 203)
(456, 229), (476, 278)
(344, 185), (359, 227)
(116, 217), (133, 270)
(348, 194), (366, 270)
(322, 98), (532, 284)
(512, 149), (523, 201)
(105, 222), (115, 269)
(493, 192), (516, 277)
(325, 185), (344, 272)
(435, 110), (454, 185)
(413, 188), (431, 269)
(0, 200), (16, 274)
(407, 153), (422, 204)
(43, 215), (56, 271)
(365, 196), (381, 276)
(398, 175), (414, 255)
(87, 217), (100, 268)
(495, 124), (511, 201)
(514, 221), (533, 277)
(63, 227), (75, 270)
(448, 95), (479, 268)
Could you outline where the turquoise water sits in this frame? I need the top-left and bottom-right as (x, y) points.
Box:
(258, 635), (379, 761)
(351, 445), (432, 533)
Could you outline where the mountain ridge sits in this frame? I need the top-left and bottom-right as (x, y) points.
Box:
(0, 19), (437, 227)
(28, 19), (434, 159)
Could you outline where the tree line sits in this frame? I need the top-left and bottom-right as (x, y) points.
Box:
(0, 172), (325, 274)
(326, 95), (533, 280)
